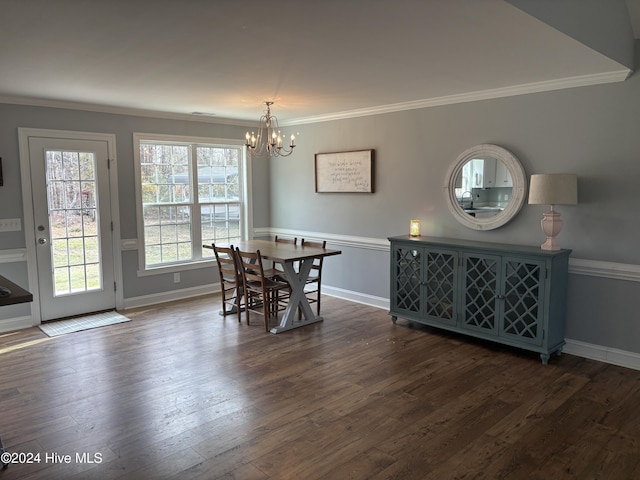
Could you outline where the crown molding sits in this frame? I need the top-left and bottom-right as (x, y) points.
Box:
(1, 68), (630, 128)
(282, 69), (631, 125)
(0, 95), (254, 127)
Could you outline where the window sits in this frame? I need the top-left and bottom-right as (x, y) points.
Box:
(134, 134), (247, 271)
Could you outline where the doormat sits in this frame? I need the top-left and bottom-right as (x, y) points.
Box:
(39, 311), (131, 337)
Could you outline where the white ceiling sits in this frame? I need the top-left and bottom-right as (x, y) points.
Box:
(0, 0), (638, 125)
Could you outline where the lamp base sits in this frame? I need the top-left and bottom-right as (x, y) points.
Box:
(540, 208), (563, 251)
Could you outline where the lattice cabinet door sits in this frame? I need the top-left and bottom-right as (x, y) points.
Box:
(498, 257), (545, 345)
(424, 248), (458, 325)
(461, 253), (500, 335)
(391, 245), (424, 316)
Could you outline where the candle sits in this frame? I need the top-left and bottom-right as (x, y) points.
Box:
(290, 134), (296, 147)
(410, 220), (421, 237)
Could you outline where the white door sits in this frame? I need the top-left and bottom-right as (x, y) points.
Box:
(27, 136), (116, 321)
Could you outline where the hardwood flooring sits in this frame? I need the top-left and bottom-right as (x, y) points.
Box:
(1, 294), (639, 479)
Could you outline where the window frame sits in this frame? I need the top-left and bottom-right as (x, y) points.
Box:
(133, 133), (251, 275)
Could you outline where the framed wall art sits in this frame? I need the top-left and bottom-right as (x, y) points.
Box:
(314, 149), (374, 193)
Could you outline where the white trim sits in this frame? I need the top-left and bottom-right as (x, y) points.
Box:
(122, 283), (220, 310)
(568, 258), (640, 282)
(257, 227), (390, 251)
(322, 284), (640, 372)
(121, 239), (138, 250)
(563, 339), (640, 371)
(5, 232), (640, 283)
(7, 226), (640, 370)
(0, 249), (27, 264)
(2, 69), (630, 127)
(17, 128), (123, 322)
(65, 276), (640, 372)
(132, 133), (249, 274)
(0, 316), (35, 334)
(0, 95), (256, 127)
(322, 285), (389, 310)
(136, 260), (215, 277)
(257, 229), (640, 282)
(284, 70), (631, 125)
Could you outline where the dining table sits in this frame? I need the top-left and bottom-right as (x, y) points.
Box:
(209, 239), (341, 334)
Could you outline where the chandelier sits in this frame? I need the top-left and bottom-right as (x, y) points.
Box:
(244, 101), (296, 157)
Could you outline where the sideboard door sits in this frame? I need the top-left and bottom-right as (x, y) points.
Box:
(499, 257), (546, 346)
(460, 253), (500, 335)
(391, 245), (424, 317)
(424, 248), (458, 326)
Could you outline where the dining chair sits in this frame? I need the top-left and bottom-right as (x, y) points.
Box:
(271, 235), (298, 279)
(300, 239), (327, 316)
(212, 243), (243, 321)
(275, 235), (297, 245)
(235, 248), (291, 332)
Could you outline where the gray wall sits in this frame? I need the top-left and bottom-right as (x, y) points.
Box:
(1, 44), (640, 356)
(270, 46), (640, 354)
(0, 105), (269, 301)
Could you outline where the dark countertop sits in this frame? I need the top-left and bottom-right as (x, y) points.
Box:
(0, 274), (34, 306)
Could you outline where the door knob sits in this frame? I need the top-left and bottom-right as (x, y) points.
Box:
(38, 237), (48, 245)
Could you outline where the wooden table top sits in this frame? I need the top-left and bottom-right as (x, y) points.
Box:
(0, 274), (34, 307)
(210, 239), (342, 263)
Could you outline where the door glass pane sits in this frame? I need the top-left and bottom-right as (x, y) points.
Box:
(46, 150), (102, 296)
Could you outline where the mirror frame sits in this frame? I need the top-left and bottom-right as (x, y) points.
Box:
(444, 144), (527, 230)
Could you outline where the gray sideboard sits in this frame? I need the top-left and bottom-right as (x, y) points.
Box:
(389, 235), (571, 364)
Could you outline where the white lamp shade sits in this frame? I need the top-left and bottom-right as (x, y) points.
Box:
(528, 174), (577, 205)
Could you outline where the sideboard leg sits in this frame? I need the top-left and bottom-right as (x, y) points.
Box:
(540, 353), (550, 365)
(391, 315), (397, 324)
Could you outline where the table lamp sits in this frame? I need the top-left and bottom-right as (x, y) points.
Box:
(528, 174), (577, 251)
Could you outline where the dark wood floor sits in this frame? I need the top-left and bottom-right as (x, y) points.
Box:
(1, 294), (639, 479)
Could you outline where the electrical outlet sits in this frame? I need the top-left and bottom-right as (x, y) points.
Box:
(0, 218), (22, 232)
(173, 272), (180, 283)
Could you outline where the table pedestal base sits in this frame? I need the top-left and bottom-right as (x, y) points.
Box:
(270, 259), (320, 334)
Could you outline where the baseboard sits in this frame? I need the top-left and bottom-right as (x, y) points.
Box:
(0, 315), (35, 334)
(321, 285), (640, 371)
(322, 285), (390, 310)
(122, 283), (220, 310)
(563, 339), (640, 371)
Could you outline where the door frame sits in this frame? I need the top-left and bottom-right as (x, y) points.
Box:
(18, 128), (123, 324)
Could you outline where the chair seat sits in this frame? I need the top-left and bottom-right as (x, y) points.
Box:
(246, 278), (289, 291)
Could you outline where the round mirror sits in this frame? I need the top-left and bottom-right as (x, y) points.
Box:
(444, 144), (527, 230)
